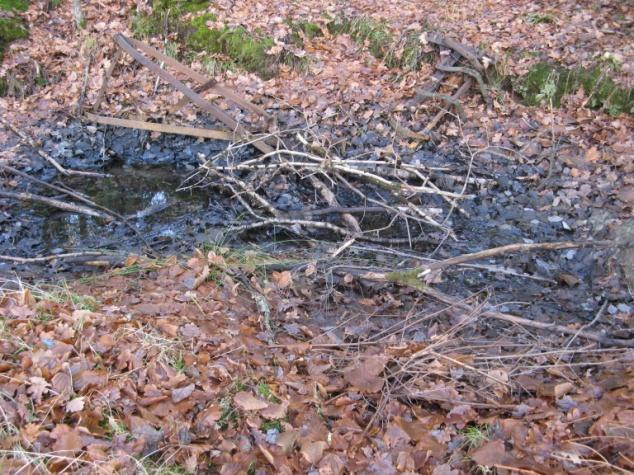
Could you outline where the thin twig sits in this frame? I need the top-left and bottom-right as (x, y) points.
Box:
(0, 116), (109, 178)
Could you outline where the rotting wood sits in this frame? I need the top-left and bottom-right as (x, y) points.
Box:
(84, 112), (234, 141)
(112, 34), (274, 155)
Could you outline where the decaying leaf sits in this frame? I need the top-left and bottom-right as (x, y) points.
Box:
(470, 439), (506, 467)
(343, 355), (387, 393)
(65, 397), (86, 413)
(301, 440), (328, 465)
(233, 391), (269, 411)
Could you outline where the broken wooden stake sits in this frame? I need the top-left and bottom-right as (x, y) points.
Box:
(84, 112), (234, 141)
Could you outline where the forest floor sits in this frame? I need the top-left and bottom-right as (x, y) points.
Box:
(1, 0), (634, 474)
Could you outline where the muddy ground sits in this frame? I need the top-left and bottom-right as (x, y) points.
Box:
(1, 120), (632, 338)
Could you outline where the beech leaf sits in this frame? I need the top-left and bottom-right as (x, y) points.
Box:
(233, 391), (269, 411)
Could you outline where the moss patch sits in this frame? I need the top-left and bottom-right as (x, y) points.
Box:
(0, 0), (28, 11)
(326, 16), (431, 70)
(0, 16), (28, 60)
(328, 16), (393, 59)
(131, 0), (209, 39)
(186, 13), (276, 78)
(513, 62), (633, 115)
(132, 4), (280, 78)
(288, 19), (322, 45)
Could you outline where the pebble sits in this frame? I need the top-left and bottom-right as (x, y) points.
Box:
(265, 428), (279, 444)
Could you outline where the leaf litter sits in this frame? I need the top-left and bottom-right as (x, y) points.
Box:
(0, 252), (632, 473)
(1, 0), (634, 473)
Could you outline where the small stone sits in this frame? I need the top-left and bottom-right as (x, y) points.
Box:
(548, 216), (563, 223)
(607, 305), (618, 315)
(565, 250), (577, 260)
(617, 303), (631, 313)
(265, 428), (279, 444)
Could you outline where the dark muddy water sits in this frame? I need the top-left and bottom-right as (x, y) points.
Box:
(1, 121), (632, 326)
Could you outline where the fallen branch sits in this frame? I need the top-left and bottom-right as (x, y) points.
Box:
(426, 33), (486, 73)
(423, 79), (473, 133)
(0, 164), (155, 253)
(308, 174), (361, 233)
(411, 52), (461, 106)
(436, 65), (489, 103)
(417, 240), (615, 276)
(93, 48), (121, 111)
(0, 190), (112, 220)
(0, 251), (112, 264)
(0, 116), (109, 178)
(415, 89), (466, 120)
(227, 218), (434, 245)
(113, 34), (273, 154)
(358, 271), (632, 347)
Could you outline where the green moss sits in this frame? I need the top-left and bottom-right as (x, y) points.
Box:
(0, 0), (28, 12)
(328, 16), (393, 59)
(385, 269), (426, 291)
(513, 62), (633, 115)
(131, 0), (209, 39)
(526, 12), (556, 24)
(0, 16), (28, 61)
(288, 19), (322, 45)
(385, 32), (433, 70)
(186, 13), (276, 78)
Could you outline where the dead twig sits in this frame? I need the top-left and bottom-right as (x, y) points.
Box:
(0, 190), (112, 220)
(415, 89), (466, 120)
(417, 240), (615, 277)
(92, 48), (121, 111)
(0, 164), (155, 253)
(436, 64), (489, 103)
(0, 251), (115, 264)
(0, 116), (109, 178)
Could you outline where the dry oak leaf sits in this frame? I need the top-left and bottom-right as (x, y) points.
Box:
(27, 376), (50, 404)
(471, 439), (506, 467)
(233, 391), (269, 411)
(51, 425), (84, 454)
(66, 397), (86, 413)
(261, 400), (288, 419)
(271, 270), (293, 289)
(172, 383), (195, 403)
(301, 440), (328, 465)
(432, 464), (459, 475)
(319, 453), (345, 475)
(343, 355), (387, 393)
